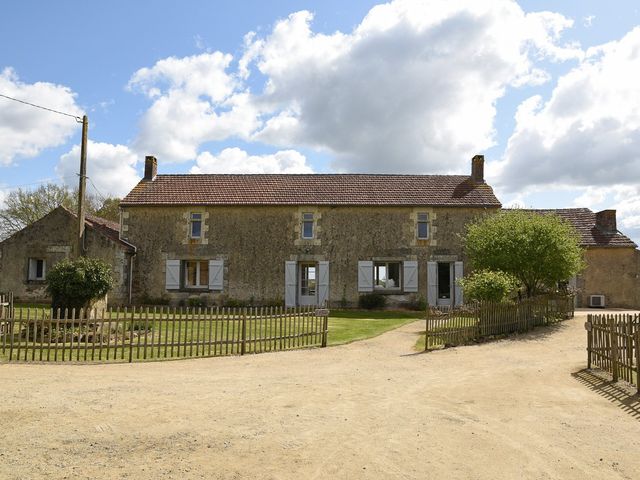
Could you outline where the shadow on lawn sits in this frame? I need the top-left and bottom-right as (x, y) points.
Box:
(572, 368), (640, 420)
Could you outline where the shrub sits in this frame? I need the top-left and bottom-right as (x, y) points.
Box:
(46, 257), (113, 311)
(187, 297), (207, 308)
(458, 270), (518, 303)
(358, 293), (387, 310)
(409, 295), (427, 311)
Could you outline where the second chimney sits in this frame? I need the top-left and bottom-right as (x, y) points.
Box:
(595, 209), (617, 233)
(144, 155), (158, 181)
(471, 154), (484, 183)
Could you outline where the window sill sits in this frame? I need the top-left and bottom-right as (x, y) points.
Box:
(373, 289), (403, 295)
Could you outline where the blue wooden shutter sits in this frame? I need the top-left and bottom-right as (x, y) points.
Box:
(358, 261), (373, 292)
(454, 261), (464, 306)
(285, 261), (297, 308)
(318, 261), (329, 306)
(209, 260), (224, 291)
(166, 260), (180, 290)
(427, 261), (437, 307)
(403, 261), (418, 292)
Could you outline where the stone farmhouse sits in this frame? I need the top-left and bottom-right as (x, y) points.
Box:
(0, 206), (135, 304)
(531, 208), (639, 309)
(1, 154), (639, 309)
(118, 155), (500, 308)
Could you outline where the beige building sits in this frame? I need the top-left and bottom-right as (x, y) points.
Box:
(119, 155), (501, 308)
(534, 208), (640, 309)
(0, 206), (136, 304)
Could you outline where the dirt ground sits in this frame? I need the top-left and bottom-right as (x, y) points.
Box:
(1, 309), (639, 480)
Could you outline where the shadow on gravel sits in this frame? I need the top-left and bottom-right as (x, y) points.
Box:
(572, 369), (640, 420)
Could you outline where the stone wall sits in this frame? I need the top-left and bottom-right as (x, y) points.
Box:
(0, 208), (130, 304)
(122, 204), (497, 306)
(576, 247), (640, 308)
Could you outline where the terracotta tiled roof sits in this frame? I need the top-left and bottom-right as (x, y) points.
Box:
(121, 174), (501, 207)
(528, 208), (637, 248)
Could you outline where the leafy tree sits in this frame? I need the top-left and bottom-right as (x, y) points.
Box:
(458, 270), (518, 302)
(46, 257), (113, 311)
(0, 183), (120, 239)
(464, 210), (585, 297)
(94, 197), (121, 222)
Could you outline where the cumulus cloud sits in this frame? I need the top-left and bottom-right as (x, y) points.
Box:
(498, 27), (640, 191)
(191, 147), (313, 174)
(129, 0), (580, 172)
(0, 68), (82, 165)
(244, 1), (581, 173)
(128, 52), (260, 162)
(57, 141), (139, 198)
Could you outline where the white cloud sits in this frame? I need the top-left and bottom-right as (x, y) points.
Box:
(128, 53), (260, 162)
(57, 141), (139, 198)
(191, 147), (313, 174)
(243, 1), (582, 173)
(129, 0), (580, 172)
(498, 27), (640, 191)
(583, 15), (595, 28)
(0, 68), (82, 165)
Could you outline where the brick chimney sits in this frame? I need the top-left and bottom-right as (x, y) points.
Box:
(471, 154), (484, 183)
(595, 209), (617, 233)
(143, 155), (157, 181)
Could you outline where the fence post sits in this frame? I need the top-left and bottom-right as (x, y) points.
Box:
(586, 315), (592, 369)
(241, 307), (247, 355)
(128, 307), (135, 363)
(635, 330), (640, 394)
(609, 317), (618, 382)
(321, 311), (329, 348)
(424, 306), (430, 352)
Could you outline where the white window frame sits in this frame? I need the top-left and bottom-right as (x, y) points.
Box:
(28, 258), (46, 281)
(416, 212), (429, 240)
(189, 212), (203, 239)
(301, 212), (314, 239)
(373, 261), (402, 292)
(183, 260), (209, 289)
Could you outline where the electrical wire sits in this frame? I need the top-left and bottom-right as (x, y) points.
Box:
(86, 176), (107, 201)
(0, 93), (83, 122)
(0, 175), (79, 190)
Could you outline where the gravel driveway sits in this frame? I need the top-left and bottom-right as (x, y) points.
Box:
(1, 309), (639, 479)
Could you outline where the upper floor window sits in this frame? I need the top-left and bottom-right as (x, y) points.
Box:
(190, 213), (202, 239)
(417, 212), (429, 239)
(302, 212), (314, 239)
(28, 258), (46, 281)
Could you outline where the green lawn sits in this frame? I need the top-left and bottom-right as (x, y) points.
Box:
(327, 310), (423, 346)
(1, 305), (424, 362)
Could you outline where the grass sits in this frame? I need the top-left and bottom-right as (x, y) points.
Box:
(328, 309), (423, 346)
(1, 305), (424, 362)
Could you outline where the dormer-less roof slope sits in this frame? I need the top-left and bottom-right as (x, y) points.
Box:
(120, 174), (501, 207)
(527, 208), (637, 248)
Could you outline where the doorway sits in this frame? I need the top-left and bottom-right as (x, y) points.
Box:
(437, 262), (453, 307)
(299, 263), (317, 306)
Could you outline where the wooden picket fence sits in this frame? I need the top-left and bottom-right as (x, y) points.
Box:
(0, 305), (329, 363)
(425, 295), (574, 350)
(586, 313), (640, 392)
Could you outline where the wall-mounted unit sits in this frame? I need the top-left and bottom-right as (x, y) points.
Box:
(589, 295), (605, 308)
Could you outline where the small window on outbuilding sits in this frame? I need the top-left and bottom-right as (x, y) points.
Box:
(302, 212), (314, 239)
(28, 258), (46, 281)
(190, 213), (203, 239)
(417, 213), (429, 239)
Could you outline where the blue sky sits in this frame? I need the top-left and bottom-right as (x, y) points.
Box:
(1, 0), (640, 243)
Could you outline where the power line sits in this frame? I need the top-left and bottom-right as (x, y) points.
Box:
(0, 93), (83, 122)
(86, 176), (107, 201)
(0, 175), (79, 190)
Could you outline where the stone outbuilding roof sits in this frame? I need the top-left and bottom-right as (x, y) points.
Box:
(61, 207), (135, 253)
(121, 174), (501, 207)
(527, 208), (637, 249)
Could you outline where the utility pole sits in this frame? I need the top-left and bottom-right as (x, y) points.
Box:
(77, 114), (88, 257)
